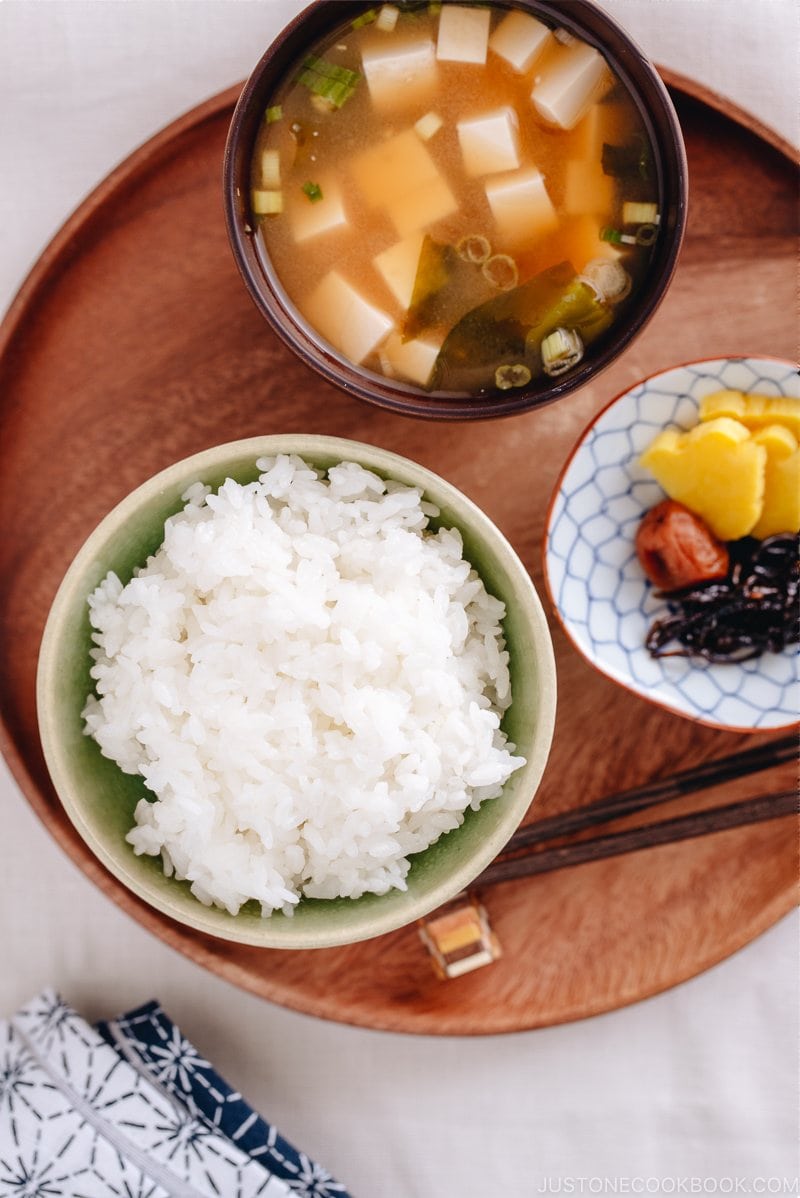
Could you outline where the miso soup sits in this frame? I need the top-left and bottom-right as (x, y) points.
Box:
(250, 1), (661, 397)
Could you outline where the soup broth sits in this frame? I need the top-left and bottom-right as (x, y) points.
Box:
(251, 1), (661, 397)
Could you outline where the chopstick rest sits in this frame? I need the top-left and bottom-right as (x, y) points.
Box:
(418, 893), (501, 979)
(417, 737), (797, 980)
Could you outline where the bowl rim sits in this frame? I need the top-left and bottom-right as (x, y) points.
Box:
(37, 433), (557, 948)
(222, 0), (689, 421)
(541, 354), (800, 735)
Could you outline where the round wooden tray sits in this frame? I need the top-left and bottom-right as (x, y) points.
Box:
(0, 77), (796, 1035)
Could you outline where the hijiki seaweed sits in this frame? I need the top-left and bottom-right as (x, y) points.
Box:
(645, 533), (800, 663)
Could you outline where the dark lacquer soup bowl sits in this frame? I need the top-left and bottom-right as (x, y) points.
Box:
(224, 1), (687, 420)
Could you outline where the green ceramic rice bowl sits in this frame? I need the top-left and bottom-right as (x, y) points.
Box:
(37, 435), (556, 949)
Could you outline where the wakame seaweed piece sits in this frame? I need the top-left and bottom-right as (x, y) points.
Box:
(404, 236), (494, 341)
(352, 8), (378, 27)
(602, 134), (650, 180)
(433, 262), (577, 393)
(297, 57), (360, 108)
(524, 277), (613, 364)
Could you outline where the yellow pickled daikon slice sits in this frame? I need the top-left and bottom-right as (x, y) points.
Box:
(750, 425), (800, 538)
(640, 418), (766, 541)
(699, 390), (800, 438)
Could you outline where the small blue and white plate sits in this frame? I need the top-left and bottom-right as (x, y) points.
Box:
(544, 356), (799, 732)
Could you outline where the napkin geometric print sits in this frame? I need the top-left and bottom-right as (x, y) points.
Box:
(98, 1001), (351, 1198)
(0, 990), (352, 1198)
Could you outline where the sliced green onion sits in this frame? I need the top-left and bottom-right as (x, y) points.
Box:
(456, 234), (491, 264)
(265, 105), (283, 124)
(622, 201), (659, 225)
(495, 363), (531, 390)
(482, 254), (518, 291)
(635, 223), (659, 246)
(297, 57), (360, 108)
(352, 8), (378, 28)
(600, 226), (637, 246)
(541, 328), (584, 377)
(252, 189), (283, 216)
(302, 181), (324, 203)
(579, 258), (631, 304)
(600, 226), (622, 244)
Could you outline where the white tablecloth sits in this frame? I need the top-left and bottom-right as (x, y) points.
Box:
(1, 3), (798, 1195)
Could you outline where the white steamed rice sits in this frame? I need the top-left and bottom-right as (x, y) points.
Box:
(82, 454), (525, 916)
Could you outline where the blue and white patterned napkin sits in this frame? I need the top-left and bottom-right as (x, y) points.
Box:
(0, 990), (351, 1198)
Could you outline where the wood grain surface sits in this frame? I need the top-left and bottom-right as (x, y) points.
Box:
(0, 78), (797, 1034)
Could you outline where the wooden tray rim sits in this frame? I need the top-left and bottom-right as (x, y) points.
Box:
(0, 70), (796, 1036)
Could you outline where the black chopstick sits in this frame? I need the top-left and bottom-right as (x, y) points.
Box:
(500, 733), (798, 856)
(477, 789), (798, 888)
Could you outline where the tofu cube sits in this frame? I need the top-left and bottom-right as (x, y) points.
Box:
(351, 130), (439, 206)
(457, 107), (520, 176)
(485, 168), (558, 245)
(361, 36), (437, 108)
(374, 234), (424, 309)
(376, 4), (400, 33)
(382, 331), (443, 388)
(436, 4), (491, 64)
(489, 10), (551, 74)
(414, 111), (443, 141)
(512, 214), (621, 281)
(351, 131), (457, 236)
(563, 159), (614, 216)
(304, 272), (394, 364)
(531, 42), (611, 130)
(288, 178), (348, 242)
(386, 177), (458, 236)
